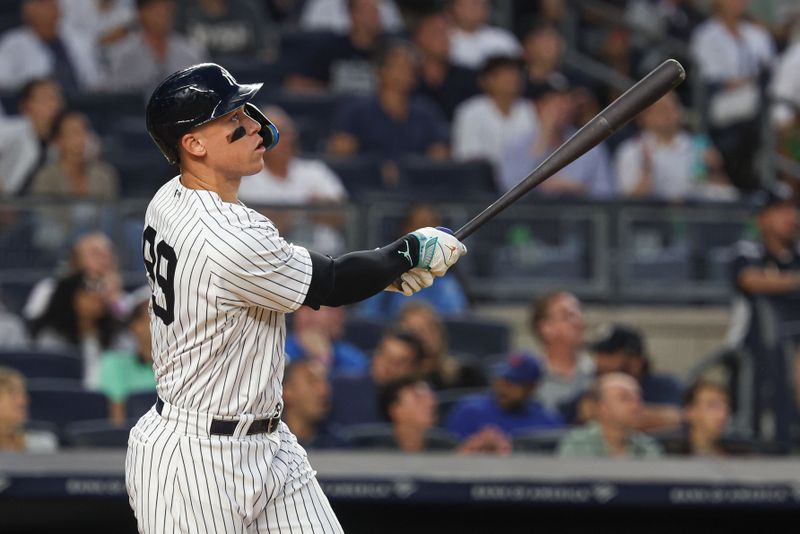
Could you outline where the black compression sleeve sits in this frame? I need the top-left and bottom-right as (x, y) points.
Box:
(302, 235), (420, 309)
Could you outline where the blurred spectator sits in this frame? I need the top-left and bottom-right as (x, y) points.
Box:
(501, 81), (613, 197)
(0, 300), (28, 349)
(29, 110), (119, 200)
(412, 10), (479, 121)
(30, 273), (120, 389)
(240, 105), (348, 255)
(690, 0), (775, 191)
(0, 367), (58, 453)
(771, 38), (800, 166)
(98, 299), (156, 425)
(557, 372), (663, 458)
(327, 40), (449, 161)
(511, 0), (565, 38)
(285, 305), (369, 375)
(60, 0), (136, 47)
(300, 0), (403, 34)
(589, 324), (683, 431)
(357, 203), (468, 318)
(376, 376), (456, 452)
(263, 0), (305, 23)
(0, 78), (65, 196)
(0, 0), (102, 94)
(446, 352), (563, 442)
(285, 0), (385, 94)
(446, 0), (520, 69)
(282, 359), (349, 448)
(24, 231), (126, 322)
(396, 302), (487, 390)
(452, 55), (537, 171)
(521, 23), (587, 100)
(625, 0), (705, 44)
(180, 0), (275, 60)
(105, 0), (205, 95)
(328, 327), (425, 426)
(615, 92), (737, 202)
(530, 291), (594, 413)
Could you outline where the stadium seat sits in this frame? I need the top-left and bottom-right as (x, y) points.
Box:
(323, 156), (386, 197)
(125, 391), (157, 420)
(343, 317), (386, 353)
(436, 387), (485, 422)
(68, 92), (145, 134)
(397, 158), (496, 198)
(443, 317), (511, 357)
(27, 382), (108, 429)
(64, 419), (132, 448)
(109, 149), (176, 198)
(217, 57), (284, 87)
(512, 428), (569, 454)
(0, 350), (82, 380)
(263, 90), (342, 130)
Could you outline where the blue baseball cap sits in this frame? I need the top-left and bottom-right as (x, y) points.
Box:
(493, 352), (543, 385)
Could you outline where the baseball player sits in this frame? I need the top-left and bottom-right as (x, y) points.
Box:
(125, 62), (467, 533)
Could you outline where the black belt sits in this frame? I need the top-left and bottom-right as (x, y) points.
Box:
(155, 398), (281, 436)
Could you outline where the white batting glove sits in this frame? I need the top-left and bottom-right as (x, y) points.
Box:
(410, 227), (467, 277)
(385, 268), (435, 296)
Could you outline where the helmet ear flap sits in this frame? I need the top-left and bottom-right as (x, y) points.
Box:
(243, 103), (279, 150)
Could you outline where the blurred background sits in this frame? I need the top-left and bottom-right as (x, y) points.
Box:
(2, 0), (800, 532)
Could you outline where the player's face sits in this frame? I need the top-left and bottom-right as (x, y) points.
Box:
(194, 106), (266, 178)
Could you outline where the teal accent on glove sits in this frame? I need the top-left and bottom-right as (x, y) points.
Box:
(411, 231), (438, 270)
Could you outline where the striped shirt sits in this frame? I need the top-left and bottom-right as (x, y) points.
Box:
(142, 176), (313, 417)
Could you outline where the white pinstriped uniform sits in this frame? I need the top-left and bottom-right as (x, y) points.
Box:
(126, 176), (344, 533)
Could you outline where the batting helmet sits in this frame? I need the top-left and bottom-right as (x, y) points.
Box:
(146, 63), (279, 165)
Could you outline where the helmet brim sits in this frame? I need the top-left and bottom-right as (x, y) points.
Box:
(200, 82), (264, 129)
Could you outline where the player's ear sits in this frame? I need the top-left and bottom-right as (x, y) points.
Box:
(181, 132), (206, 158)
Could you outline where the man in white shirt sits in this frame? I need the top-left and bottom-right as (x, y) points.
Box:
(447, 0), (521, 69)
(615, 92), (737, 202)
(0, 0), (102, 94)
(300, 0), (403, 34)
(771, 40), (800, 130)
(452, 55), (537, 172)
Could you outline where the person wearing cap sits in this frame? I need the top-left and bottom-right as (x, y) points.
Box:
(452, 54), (538, 174)
(499, 78), (614, 197)
(445, 351), (564, 443)
(588, 324), (683, 431)
(557, 372), (663, 458)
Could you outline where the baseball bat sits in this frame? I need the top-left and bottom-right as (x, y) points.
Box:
(454, 58), (686, 241)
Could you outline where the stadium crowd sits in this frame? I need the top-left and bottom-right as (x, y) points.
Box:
(2, 0), (800, 458)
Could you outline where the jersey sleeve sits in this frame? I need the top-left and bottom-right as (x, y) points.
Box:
(209, 215), (313, 313)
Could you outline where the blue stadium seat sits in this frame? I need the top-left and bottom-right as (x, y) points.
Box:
(443, 317), (511, 357)
(64, 419), (132, 448)
(323, 156), (385, 197)
(27, 382), (108, 429)
(512, 428), (569, 454)
(436, 387), (485, 423)
(216, 57), (284, 87)
(343, 317), (386, 353)
(0, 350), (82, 380)
(125, 391), (157, 421)
(397, 158), (496, 198)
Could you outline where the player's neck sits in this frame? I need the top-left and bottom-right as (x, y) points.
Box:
(180, 167), (241, 204)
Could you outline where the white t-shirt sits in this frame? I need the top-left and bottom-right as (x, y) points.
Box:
(239, 158), (347, 205)
(0, 117), (41, 195)
(615, 131), (700, 200)
(449, 26), (522, 69)
(59, 0), (136, 43)
(690, 19), (774, 83)
(452, 95), (538, 167)
(771, 41), (800, 128)
(300, 0), (403, 34)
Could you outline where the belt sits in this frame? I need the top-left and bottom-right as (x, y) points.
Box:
(155, 398), (282, 436)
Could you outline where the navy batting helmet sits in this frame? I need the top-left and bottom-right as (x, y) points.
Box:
(146, 63), (279, 165)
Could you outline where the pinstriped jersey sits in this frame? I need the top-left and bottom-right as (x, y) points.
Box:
(142, 176), (313, 417)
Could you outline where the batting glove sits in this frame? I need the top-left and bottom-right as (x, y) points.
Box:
(410, 227), (467, 277)
(385, 268), (435, 296)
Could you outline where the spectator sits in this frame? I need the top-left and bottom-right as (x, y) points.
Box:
(0, 300), (28, 349)
(521, 23), (587, 100)
(530, 291), (594, 413)
(282, 359), (349, 449)
(690, 0), (775, 191)
(396, 302), (487, 390)
(263, 0), (306, 23)
(771, 37), (800, 178)
(60, 0), (136, 48)
(357, 203), (468, 318)
(29, 110), (120, 200)
(0, 367), (58, 453)
(180, 0), (275, 60)
(500, 81), (614, 197)
(615, 92), (737, 202)
(98, 299), (156, 425)
(106, 0), (205, 95)
(327, 40), (450, 161)
(446, 0), (521, 69)
(376, 376), (456, 452)
(0, 0), (102, 94)
(285, 305), (369, 375)
(446, 352), (563, 443)
(328, 327), (425, 426)
(240, 106), (348, 255)
(412, 10), (479, 120)
(0, 78), (65, 196)
(557, 372), (663, 458)
(285, 0), (385, 94)
(30, 273), (120, 389)
(589, 324), (683, 431)
(452, 55), (537, 173)
(300, 0), (403, 34)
